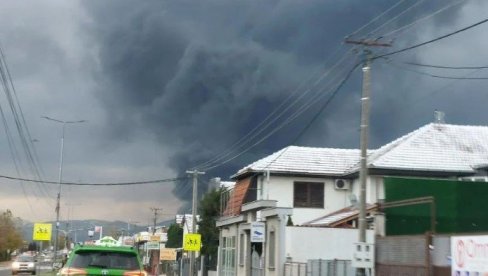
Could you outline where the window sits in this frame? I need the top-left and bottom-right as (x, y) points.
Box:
(268, 231), (275, 269)
(220, 236), (236, 276)
(294, 182), (324, 208)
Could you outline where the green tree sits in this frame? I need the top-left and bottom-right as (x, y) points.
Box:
(0, 210), (23, 260)
(165, 223), (183, 248)
(198, 188), (221, 271)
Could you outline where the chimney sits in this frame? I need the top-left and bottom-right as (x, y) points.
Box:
(434, 110), (445, 124)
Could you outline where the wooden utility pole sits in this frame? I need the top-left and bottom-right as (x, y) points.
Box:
(344, 38), (391, 276)
(186, 170), (205, 276)
(150, 207), (162, 234)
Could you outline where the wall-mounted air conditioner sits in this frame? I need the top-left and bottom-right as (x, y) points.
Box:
(334, 179), (351, 190)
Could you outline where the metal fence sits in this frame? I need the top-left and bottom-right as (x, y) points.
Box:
(284, 260), (354, 276)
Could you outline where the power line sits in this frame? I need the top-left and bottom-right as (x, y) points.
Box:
(375, 18), (488, 60)
(347, 0), (409, 38)
(403, 61), (488, 70)
(292, 61), (362, 144)
(192, 47), (355, 171)
(383, 60), (488, 79)
(0, 174), (188, 186)
(366, 0), (426, 38)
(380, 0), (466, 39)
(260, 60), (363, 173)
(195, 50), (358, 171)
(201, 59), (361, 172)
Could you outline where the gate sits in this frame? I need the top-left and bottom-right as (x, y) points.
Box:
(284, 260), (354, 276)
(307, 259), (354, 276)
(284, 262), (307, 276)
(376, 234), (430, 276)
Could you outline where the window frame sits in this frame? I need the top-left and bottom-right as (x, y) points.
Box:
(293, 181), (325, 208)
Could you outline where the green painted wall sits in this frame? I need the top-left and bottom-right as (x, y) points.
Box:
(384, 177), (488, 235)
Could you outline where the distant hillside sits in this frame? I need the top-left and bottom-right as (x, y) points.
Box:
(20, 219), (175, 243)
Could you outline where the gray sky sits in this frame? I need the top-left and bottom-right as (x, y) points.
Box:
(0, 0), (486, 224)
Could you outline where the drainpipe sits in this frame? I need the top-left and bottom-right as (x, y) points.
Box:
(266, 170), (270, 200)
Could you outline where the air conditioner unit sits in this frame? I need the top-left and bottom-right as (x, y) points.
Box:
(334, 179), (351, 190)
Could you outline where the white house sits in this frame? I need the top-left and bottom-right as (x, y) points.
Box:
(216, 122), (488, 276)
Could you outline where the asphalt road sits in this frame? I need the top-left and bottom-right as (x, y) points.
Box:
(0, 262), (53, 276)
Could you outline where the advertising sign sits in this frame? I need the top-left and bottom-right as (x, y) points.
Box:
(33, 223), (52, 241)
(183, 233), (201, 251)
(251, 222), (265, 242)
(160, 248), (177, 261)
(452, 235), (488, 274)
(146, 241), (160, 250)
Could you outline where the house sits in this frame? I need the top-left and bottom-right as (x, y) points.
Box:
(216, 122), (488, 276)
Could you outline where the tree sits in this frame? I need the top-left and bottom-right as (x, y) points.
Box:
(165, 223), (183, 248)
(0, 210), (23, 260)
(198, 188), (221, 271)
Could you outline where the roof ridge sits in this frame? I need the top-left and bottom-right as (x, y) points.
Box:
(368, 123), (434, 166)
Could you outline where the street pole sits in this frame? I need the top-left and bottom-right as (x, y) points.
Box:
(344, 39), (390, 276)
(53, 123), (65, 266)
(358, 50), (371, 247)
(150, 208), (162, 234)
(42, 116), (85, 269)
(186, 170), (205, 276)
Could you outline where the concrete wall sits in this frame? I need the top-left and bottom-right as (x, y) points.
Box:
(284, 227), (375, 263)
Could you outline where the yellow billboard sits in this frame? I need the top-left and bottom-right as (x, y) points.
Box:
(33, 223), (52, 241)
(183, 233), (201, 251)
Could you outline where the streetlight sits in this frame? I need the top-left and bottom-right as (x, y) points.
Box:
(42, 116), (85, 268)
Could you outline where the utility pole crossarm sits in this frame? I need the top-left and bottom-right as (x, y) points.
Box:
(344, 39), (392, 47)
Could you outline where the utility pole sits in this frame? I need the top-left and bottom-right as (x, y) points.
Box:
(344, 38), (390, 276)
(150, 207), (162, 234)
(42, 116), (85, 269)
(186, 170), (205, 276)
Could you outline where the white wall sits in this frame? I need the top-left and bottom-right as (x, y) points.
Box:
(284, 227), (375, 263)
(265, 176), (356, 225)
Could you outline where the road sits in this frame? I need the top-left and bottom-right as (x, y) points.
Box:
(0, 262), (53, 276)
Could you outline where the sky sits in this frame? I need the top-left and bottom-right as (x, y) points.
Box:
(0, 0), (487, 225)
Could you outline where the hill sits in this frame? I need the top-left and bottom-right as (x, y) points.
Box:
(20, 219), (175, 244)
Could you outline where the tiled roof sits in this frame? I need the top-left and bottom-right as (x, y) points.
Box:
(234, 123), (488, 178)
(367, 123), (488, 173)
(222, 178), (251, 217)
(235, 146), (362, 177)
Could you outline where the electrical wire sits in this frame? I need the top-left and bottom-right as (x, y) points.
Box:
(192, 47), (354, 171)
(366, 0), (426, 38)
(193, 48), (357, 171)
(380, 0), (466, 39)
(0, 174), (188, 186)
(383, 60), (488, 80)
(258, 60), (363, 173)
(374, 18), (488, 60)
(199, 58), (359, 171)
(347, 0), (410, 38)
(200, 59), (361, 172)
(403, 61), (488, 70)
